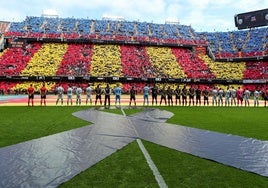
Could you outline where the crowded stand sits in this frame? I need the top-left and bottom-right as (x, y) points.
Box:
(244, 61), (268, 91)
(145, 46), (186, 78)
(120, 45), (153, 78)
(5, 16), (199, 45)
(0, 15), (267, 106)
(56, 44), (93, 76)
(0, 81), (17, 94)
(0, 43), (42, 76)
(243, 61), (268, 80)
(171, 48), (215, 79)
(200, 55), (245, 80)
(12, 43), (68, 91)
(20, 43), (68, 76)
(90, 44), (122, 77)
(12, 81), (56, 94)
(200, 27), (268, 58)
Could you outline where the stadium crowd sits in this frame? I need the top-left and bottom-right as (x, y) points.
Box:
(6, 16), (201, 45)
(0, 41), (267, 95)
(0, 16), (267, 106)
(199, 27), (268, 58)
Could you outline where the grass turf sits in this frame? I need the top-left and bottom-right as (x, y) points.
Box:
(0, 106), (268, 187)
(160, 106), (268, 141)
(60, 141), (159, 188)
(61, 139), (268, 188)
(102, 106), (268, 140)
(0, 106), (90, 148)
(143, 140), (268, 188)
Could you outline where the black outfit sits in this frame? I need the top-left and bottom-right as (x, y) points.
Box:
(203, 89), (209, 105)
(175, 88), (181, 105)
(167, 88), (173, 106)
(195, 88), (201, 105)
(130, 88), (136, 101)
(151, 86), (158, 105)
(104, 87), (111, 108)
(95, 88), (102, 100)
(160, 89), (167, 105)
(182, 87), (187, 106)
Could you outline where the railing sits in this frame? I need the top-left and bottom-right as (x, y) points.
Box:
(207, 46), (215, 61)
(0, 34), (5, 50)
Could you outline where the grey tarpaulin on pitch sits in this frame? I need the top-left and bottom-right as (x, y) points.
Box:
(0, 108), (268, 187)
(129, 110), (268, 177)
(0, 110), (137, 188)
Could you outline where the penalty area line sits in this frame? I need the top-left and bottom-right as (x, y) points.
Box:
(121, 108), (168, 188)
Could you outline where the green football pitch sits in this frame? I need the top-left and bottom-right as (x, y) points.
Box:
(0, 106), (267, 187)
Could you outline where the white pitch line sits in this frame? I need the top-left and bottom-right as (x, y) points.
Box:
(120, 107), (126, 117)
(136, 139), (168, 188)
(121, 108), (168, 188)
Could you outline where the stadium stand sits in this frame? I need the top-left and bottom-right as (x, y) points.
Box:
(90, 44), (122, 77)
(12, 81), (56, 94)
(0, 16), (267, 94)
(243, 60), (268, 91)
(171, 48), (215, 79)
(200, 55), (245, 80)
(120, 45), (153, 78)
(244, 61), (268, 80)
(146, 46), (186, 78)
(0, 43), (42, 76)
(56, 44), (93, 76)
(12, 43), (67, 91)
(20, 43), (68, 76)
(0, 81), (17, 94)
(5, 17), (202, 45)
(199, 27), (268, 58)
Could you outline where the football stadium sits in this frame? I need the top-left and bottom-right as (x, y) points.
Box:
(0, 3), (268, 187)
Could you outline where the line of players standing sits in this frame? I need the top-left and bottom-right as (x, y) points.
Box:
(27, 83), (268, 107)
(145, 84), (204, 106)
(55, 83), (122, 109)
(144, 84), (268, 107)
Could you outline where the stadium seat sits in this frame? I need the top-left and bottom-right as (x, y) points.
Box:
(200, 28), (267, 58)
